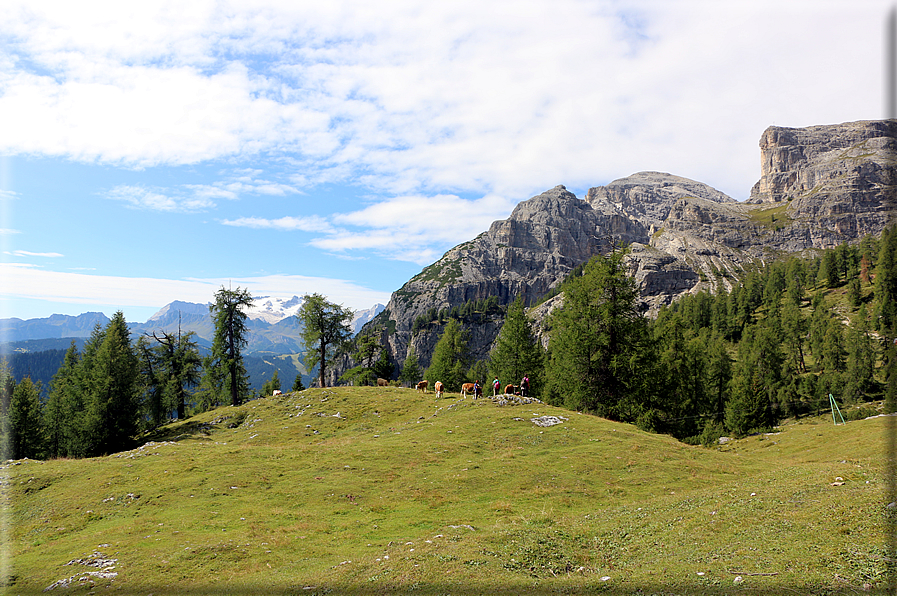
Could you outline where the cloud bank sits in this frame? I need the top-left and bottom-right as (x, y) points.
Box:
(0, 1), (886, 200)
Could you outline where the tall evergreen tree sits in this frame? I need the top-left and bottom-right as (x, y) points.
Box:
(876, 226), (897, 335)
(372, 344), (395, 380)
(489, 295), (545, 397)
(291, 373), (305, 392)
(544, 248), (647, 419)
(261, 369), (281, 397)
(298, 293), (354, 388)
(144, 326), (201, 420)
(137, 335), (167, 430)
(725, 324), (782, 436)
(781, 298), (807, 374)
(424, 319), (469, 391)
(821, 324), (847, 374)
(0, 359), (14, 415)
(204, 286), (254, 407)
(399, 346), (422, 387)
(83, 311), (140, 456)
(844, 306), (877, 403)
(6, 377), (44, 460)
(705, 332), (732, 424)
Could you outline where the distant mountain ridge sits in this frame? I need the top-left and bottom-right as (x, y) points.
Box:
(1, 298), (386, 355)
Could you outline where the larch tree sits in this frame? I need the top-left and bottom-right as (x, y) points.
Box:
(489, 295), (544, 397)
(291, 374), (305, 392)
(298, 293), (354, 388)
(6, 377), (44, 460)
(204, 286), (254, 407)
(544, 247), (647, 420)
(424, 319), (469, 392)
(83, 311), (140, 456)
(399, 346), (421, 387)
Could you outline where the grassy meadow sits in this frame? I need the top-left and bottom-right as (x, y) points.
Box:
(3, 386), (894, 595)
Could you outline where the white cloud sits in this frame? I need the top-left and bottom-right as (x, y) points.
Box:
(304, 192), (515, 263)
(0, 0), (887, 201)
(106, 185), (216, 212)
(5, 250), (63, 258)
(0, 229), (20, 235)
(221, 215), (333, 233)
(0, 263), (391, 312)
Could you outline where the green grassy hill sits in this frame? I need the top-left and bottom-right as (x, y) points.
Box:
(4, 387), (893, 594)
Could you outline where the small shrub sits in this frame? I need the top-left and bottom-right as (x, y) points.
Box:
(227, 411), (248, 428)
(844, 406), (878, 422)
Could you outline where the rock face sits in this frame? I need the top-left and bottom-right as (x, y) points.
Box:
(333, 119), (896, 384)
(748, 120), (897, 248)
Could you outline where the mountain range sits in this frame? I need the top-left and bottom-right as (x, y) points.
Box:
(4, 119), (895, 389)
(1, 298), (385, 353)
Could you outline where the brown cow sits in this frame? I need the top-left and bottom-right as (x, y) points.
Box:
(434, 381), (444, 399)
(504, 383), (517, 395)
(416, 380), (428, 393)
(461, 382), (481, 399)
(377, 378), (388, 387)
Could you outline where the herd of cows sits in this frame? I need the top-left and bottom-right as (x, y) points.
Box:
(405, 379), (529, 400)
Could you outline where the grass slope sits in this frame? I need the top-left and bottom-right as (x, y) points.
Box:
(4, 387), (893, 595)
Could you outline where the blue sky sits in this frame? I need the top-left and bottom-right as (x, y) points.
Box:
(0, 0), (891, 323)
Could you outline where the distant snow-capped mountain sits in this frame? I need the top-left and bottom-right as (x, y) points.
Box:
(246, 295), (304, 324)
(352, 303), (385, 333)
(1, 299), (386, 348)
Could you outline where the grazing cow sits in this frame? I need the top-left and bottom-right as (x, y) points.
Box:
(460, 382), (475, 397)
(504, 383), (517, 395)
(377, 378), (389, 387)
(434, 381), (444, 399)
(272, 389), (283, 396)
(416, 380), (428, 393)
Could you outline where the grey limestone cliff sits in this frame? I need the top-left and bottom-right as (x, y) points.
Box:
(332, 119), (896, 384)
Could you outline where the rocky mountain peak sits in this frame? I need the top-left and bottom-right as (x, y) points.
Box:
(586, 171), (738, 231)
(342, 119), (896, 385)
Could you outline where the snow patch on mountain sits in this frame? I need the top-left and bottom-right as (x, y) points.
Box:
(246, 295), (304, 324)
(352, 303), (385, 333)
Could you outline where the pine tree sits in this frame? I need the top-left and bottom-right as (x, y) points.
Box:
(725, 324), (782, 436)
(844, 306), (877, 403)
(647, 314), (708, 437)
(372, 345), (395, 381)
(137, 335), (167, 430)
(847, 276), (862, 309)
(298, 293), (354, 388)
(0, 359), (13, 415)
(291, 374), (305, 392)
(544, 248), (647, 420)
(876, 226), (897, 335)
(6, 377), (44, 460)
(150, 327), (201, 420)
(399, 346), (422, 387)
(83, 311), (140, 456)
(781, 299), (807, 374)
(425, 319), (469, 391)
(261, 370), (281, 397)
(204, 286), (254, 407)
(705, 332), (732, 424)
(489, 295), (545, 397)
(821, 324), (846, 374)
